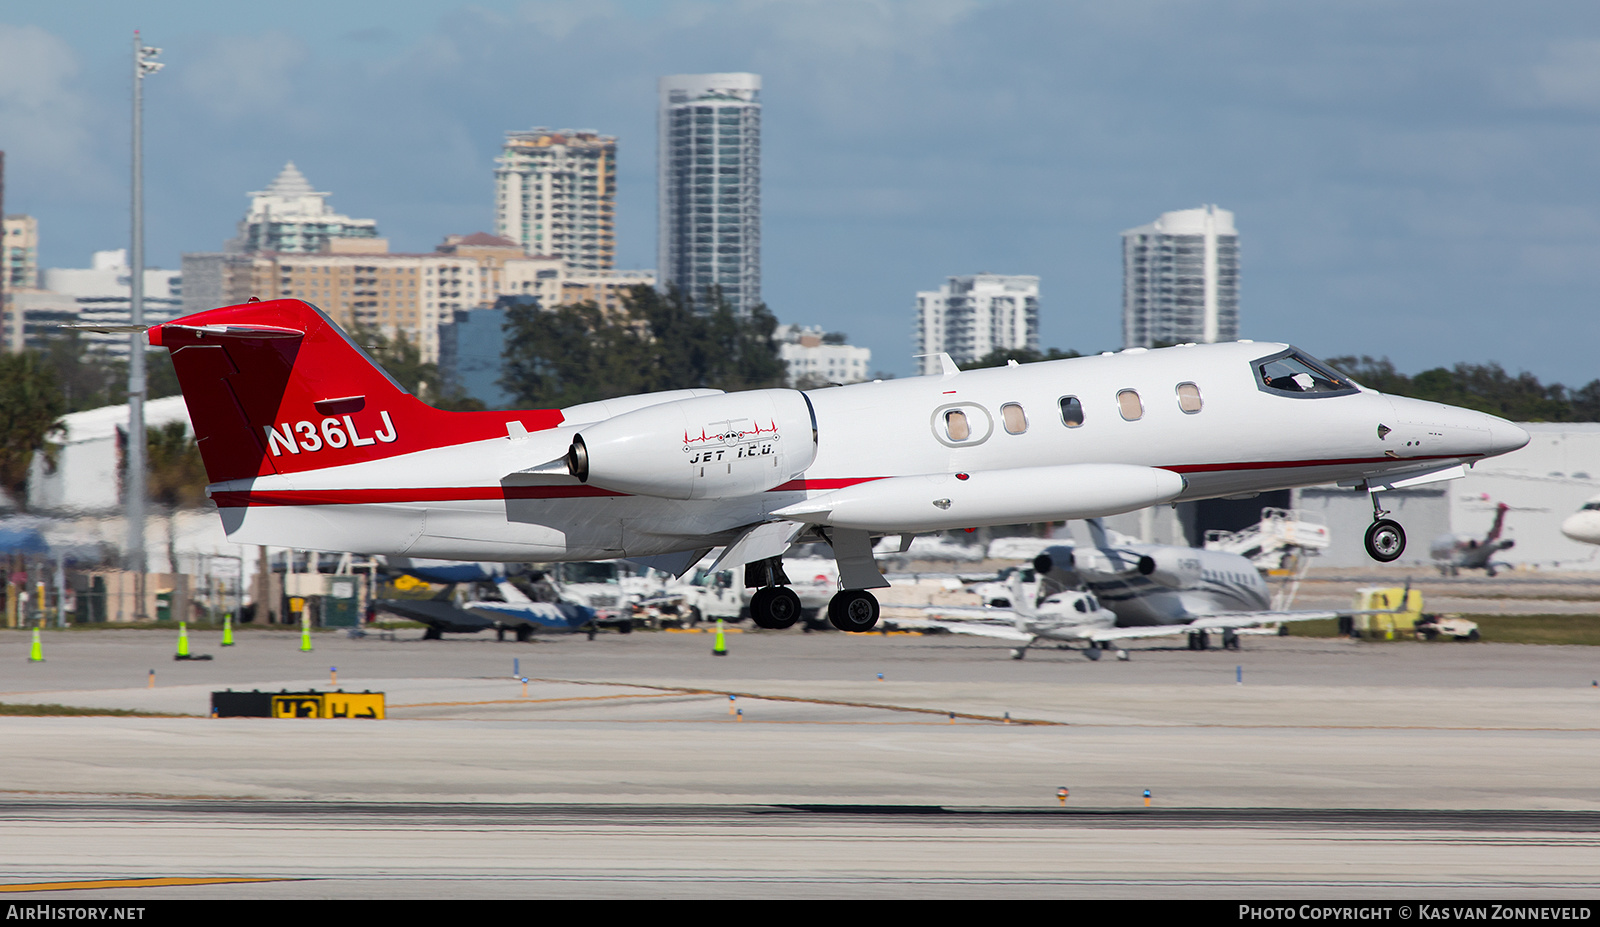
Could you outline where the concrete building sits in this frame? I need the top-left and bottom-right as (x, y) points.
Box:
(1122, 205), (1239, 348)
(495, 129), (616, 271)
(775, 324), (871, 387)
(3, 289), (80, 353)
(914, 274), (1040, 376)
(41, 249), (182, 359)
(658, 73), (761, 315)
(183, 235), (650, 365)
(4, 214), (37, 290)
(226, 161), (381, 255)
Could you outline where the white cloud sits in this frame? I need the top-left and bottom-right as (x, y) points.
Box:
(1530, 39), (1600, 108)
(0, 24), (109, 198)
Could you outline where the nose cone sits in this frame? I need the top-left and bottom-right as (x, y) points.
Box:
(1561, 507), (1600, 545)
(1485, 417), (1530, 458)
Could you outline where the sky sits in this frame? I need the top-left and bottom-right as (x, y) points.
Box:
(3, 0), (1600, 382)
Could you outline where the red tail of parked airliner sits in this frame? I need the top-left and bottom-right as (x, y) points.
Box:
(150, 299), (562, 485)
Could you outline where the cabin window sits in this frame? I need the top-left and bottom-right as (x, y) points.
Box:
(945, 410), (970, 441)
(1059, 396), (1084, 428)
(1176, 382), (1203, 413)
(1117, 389), (1143, 421)
(1001, 403), (1028, 435)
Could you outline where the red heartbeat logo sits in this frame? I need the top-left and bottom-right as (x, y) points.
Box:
(683, 420), (779, 444)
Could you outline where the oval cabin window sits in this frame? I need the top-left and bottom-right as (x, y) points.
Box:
(945, 410), (971, 441)
(1176, 382), (1203, 413)
(1059, 396), (1084, 428)
(1001, 403), (1028, 435)
(1117, 389), (1143, 421)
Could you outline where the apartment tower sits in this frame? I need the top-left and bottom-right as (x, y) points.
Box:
(495, 128), (616, 271)
(914, 274), (1040, 376)
(657, 73), (761, 315)
(1121, 205), (1238, 348)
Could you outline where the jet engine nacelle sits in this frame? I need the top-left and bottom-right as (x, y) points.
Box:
(566, 389), (818, 500)
(1135, 552), (1203, 589)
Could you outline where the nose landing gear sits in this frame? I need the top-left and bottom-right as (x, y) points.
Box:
(1364, 491), (1407, 562)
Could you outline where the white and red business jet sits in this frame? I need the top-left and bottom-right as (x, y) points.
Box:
(139, 299), (1528, 633)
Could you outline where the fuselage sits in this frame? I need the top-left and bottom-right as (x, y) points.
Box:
(210, 339), (1529, 562)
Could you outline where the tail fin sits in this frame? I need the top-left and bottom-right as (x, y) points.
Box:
(151, 299), (563, 484)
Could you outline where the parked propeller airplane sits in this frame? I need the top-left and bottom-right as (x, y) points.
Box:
(113, 299), (1529, 633)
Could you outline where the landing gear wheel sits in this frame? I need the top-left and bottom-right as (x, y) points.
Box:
(1010, 648), (1026, 660)
(1364, 519), (1406, 562)
(688, 606), (703, 627)
(827, 590), (880, 632)
(515, 625), (532, 643)
(422, 626), (442, 640)
(1115, 649), (1130, 661)
(1083, 645), (1102, 661)
(749, 586), (802, 630)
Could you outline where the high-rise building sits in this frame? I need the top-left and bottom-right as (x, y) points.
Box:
(658, 73), (761, 315)
(1121, 205), (1238, 348)
(495, 129), (616, 271)
(4, 214), (38, 290)
(227, 161), (381, 255)
(913, 274), (1040, 376)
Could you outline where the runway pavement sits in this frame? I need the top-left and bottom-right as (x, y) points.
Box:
(2, 627), (1597, 898)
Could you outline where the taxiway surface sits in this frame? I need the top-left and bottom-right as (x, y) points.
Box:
(2, 628), (1597, 898)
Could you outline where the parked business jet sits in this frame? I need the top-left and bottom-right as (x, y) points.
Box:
(918, 520), (1343, 658)
(125, 299), (1528, 633)
(1430, 502), (1515, 576)
(1560, 495), (1600, 546)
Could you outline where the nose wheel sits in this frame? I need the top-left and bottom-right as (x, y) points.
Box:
(1364, 519), (1406, 562)
(1362, 488), (1408, 562)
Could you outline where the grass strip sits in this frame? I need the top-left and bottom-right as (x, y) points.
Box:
(0, 703), (185, 718)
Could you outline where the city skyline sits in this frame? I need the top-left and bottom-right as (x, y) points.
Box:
(4, 2), (1600, 381)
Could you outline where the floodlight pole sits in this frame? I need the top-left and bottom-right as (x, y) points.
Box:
(128, 32), (162, 616)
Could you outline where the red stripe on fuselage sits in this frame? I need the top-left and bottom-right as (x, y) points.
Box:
(210, 456), (1462, 508)
(1162, 453), (1472, 474)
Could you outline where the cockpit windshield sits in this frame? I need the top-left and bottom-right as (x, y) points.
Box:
(1255, 349), (1357, 396)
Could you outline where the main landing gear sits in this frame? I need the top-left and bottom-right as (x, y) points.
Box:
(746, 557), (803, 629)
(748, 586), (802, 629)
(827, 589), (880, 633)
(1364, 490), (1407, 563)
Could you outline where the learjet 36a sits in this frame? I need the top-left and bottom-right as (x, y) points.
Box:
(129, 299), (1529, 633)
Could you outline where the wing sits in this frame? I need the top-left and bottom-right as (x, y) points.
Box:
(923, 621), (1035, 642)
(1082, 610), (1339, 643)
(920, 605), (1023, 621)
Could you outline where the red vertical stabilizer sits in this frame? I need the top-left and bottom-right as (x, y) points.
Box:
(150, 299), (563, 484)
